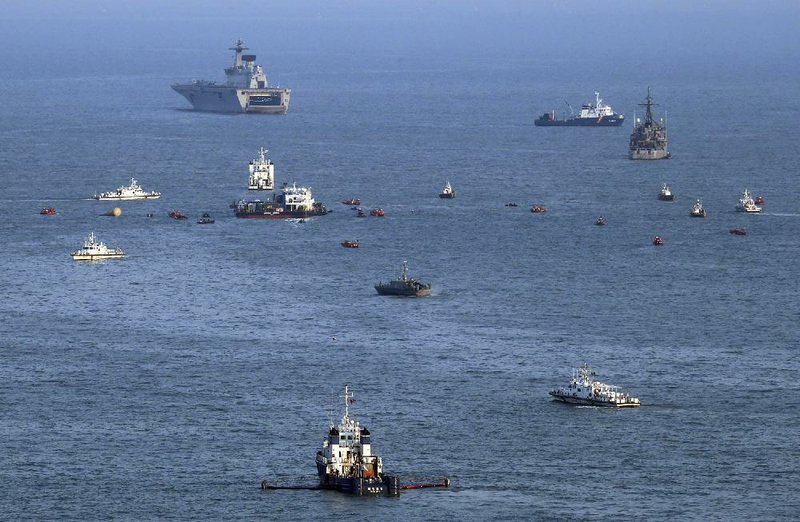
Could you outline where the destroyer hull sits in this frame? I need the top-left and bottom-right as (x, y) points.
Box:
(630, 149), (670, 160)
(172, 84), (290, 114)
(535, 117), (624, 127)
(550, 393), (640, 408)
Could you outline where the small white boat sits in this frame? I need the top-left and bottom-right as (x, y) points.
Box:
(658, 183), (674, 201)
(690, 199), (707, 217)
(439, 181), (456, 199)
(70, 232), (125, 261)
(549, 363), (640, 408)
(736, 189), (762, 213)
(94, 178), (160, 200)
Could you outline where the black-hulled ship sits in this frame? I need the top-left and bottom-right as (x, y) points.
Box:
(375, 261), (432, 297)
(315, 386), (400, 496)
(535, 92), (625, 127)
(233, 182), (328, 218)
(629, 88), (670, 160)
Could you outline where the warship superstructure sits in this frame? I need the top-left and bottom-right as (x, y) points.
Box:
(172, 40), (291, 114)
(315, 386), (400, 496)
(629, 88), (670, 160)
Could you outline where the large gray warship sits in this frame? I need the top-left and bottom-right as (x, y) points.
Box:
(629, 88), (669, 160)
(172, 40), (290, 114)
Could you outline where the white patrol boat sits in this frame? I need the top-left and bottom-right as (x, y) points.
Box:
(690, 199), (707, 217)
(549, 363), (640, 408)
(439, 181), (456, 199)
(71, 232), (125, 261)
(172, 40), (291, 114)
(248, 147), (275, 190)
(736, 189), (762, 213)
(315, 385), (400, 496)
(658, 183), (674, 201)
(94, 178), (161, 201)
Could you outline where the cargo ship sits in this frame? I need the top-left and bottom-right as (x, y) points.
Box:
(172, 40), (291, 114)
(629, 88), (670, 160)
(535, 92), (625, 127)
(232, 182), (327, 219)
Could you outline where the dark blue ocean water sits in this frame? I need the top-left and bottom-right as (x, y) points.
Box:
(1, 19), (800, 520)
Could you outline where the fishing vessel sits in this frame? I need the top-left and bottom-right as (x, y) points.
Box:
(172, 40), (291, 114)
(369, 208), (385, 217)
(653, 236), (664, 246)
(629, 88), (670, 160)
(535, 92), (625, 126)
(736, 189), (762, 213)
(439, 181), (456, 199)
(70, 232), (125, 261)
(40, 207), (57, 215)
(341, 240), (359, 248)
(197, 212), (215, 224)
(658, 183), (674, 201)
(93, 178), (161, 200)
(595, 216), (606, 226)
(169, 210), (188, 220)
(690, 200), (707, 217)
(248, 147), (275, 190)
(730, 228), (747, 236)
(530, 205), (547, 214)
(233, 182), (328, 219)
(375, 261), (432, 297)
(549, 363), (641, 408)
(315, 385), (400, 496)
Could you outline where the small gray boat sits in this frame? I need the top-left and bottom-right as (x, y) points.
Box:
(375, 261), (431, 297)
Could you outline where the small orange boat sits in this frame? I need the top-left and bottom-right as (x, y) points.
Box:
(530, 206), (547, 214)
(370, 208), (385, 217)
(40, 207), (57, 215)
(169, 210), (188, 220)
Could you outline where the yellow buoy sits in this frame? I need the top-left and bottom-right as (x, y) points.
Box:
(105, 207), (122, 217)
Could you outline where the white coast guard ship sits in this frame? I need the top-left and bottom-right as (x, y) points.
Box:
(315, 385), (400, 496)
(70, 232), (125, 261)
(93, 178), (160, 201)
(549, 363), (641, 408)
(248, 147), (275, 190)
(736, 189), (762, 213)
(172, 40), (291, 114)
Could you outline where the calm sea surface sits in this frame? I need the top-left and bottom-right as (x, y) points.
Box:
(1, 45), (799, 520)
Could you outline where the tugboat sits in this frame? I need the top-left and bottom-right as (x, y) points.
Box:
(736, 189), (762, 213)
(169, 210), (188, 220)
(248, 147), (275, 191)
(375, 261), (432, 297)
(370, 208), (385, 217)
(439, 181), (456, 199)
(172, 39), (291, 114)
(315, 386), (400, 496)
(535, 92), (625, 126)
(342, 198), (361, 206)
(197, 212), (215, 224)
(40, 207), (57, 215)
(658, 183), (674, 201)
(690, 200), (707, 218)
(341, 240), (359, 248)
(629, 88), (670, 160)
(233, 182), (328, 219)
(653, 235), (664, 246)
(70, 232), (125, 261)
(94, 178), (161, 200)
(595, 216), (607, 226)
(549, 363), (641, 408)
(530, 205), (547, 214)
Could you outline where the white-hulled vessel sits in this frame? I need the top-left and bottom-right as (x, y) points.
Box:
(248, 147), (275, 190)
(315, 385), (400, 496)
(94, 178), (160, 200)
(736, 189), (762, 213)
(439, 181), (456, 199)
(549, 363), (640, 408)
(658, 183), (674, 201)
(690, 199), (707, 217)
(70, 232), (125, 261)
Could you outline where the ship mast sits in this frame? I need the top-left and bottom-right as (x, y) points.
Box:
(639, 86), (658, 126)
(230, 39), (248, 68)
(341, 384), (353, 423)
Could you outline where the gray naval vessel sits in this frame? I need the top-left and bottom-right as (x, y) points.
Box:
(172, 39), (290, 114)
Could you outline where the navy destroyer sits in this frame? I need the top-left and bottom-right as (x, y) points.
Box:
(535, 92), (625, 126)
(172, 40), (290, 114)
(629, 88), (670, 160)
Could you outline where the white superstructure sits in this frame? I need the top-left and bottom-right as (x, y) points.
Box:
(93, 178), (160, 201)
(577, 92), (618, 119)
(70, 232), (125, 261)
(549, 363), (640, 408)
(248, 147), (275, 190)
(736, 189), (762, 213)
(690, 199), (707, 217)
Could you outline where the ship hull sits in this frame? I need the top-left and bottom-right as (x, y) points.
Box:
(71, 254), (125, 261)
(234, 211), (326, 219)
(374, 285), (432, 297)
(317, 468), (400, 496)
(172, 84), (290, 114)
(535, 117), (624, 127)
(630, 149), (671, 160)
(94, 195), (160, 201)
(549, 393), (640, 408)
